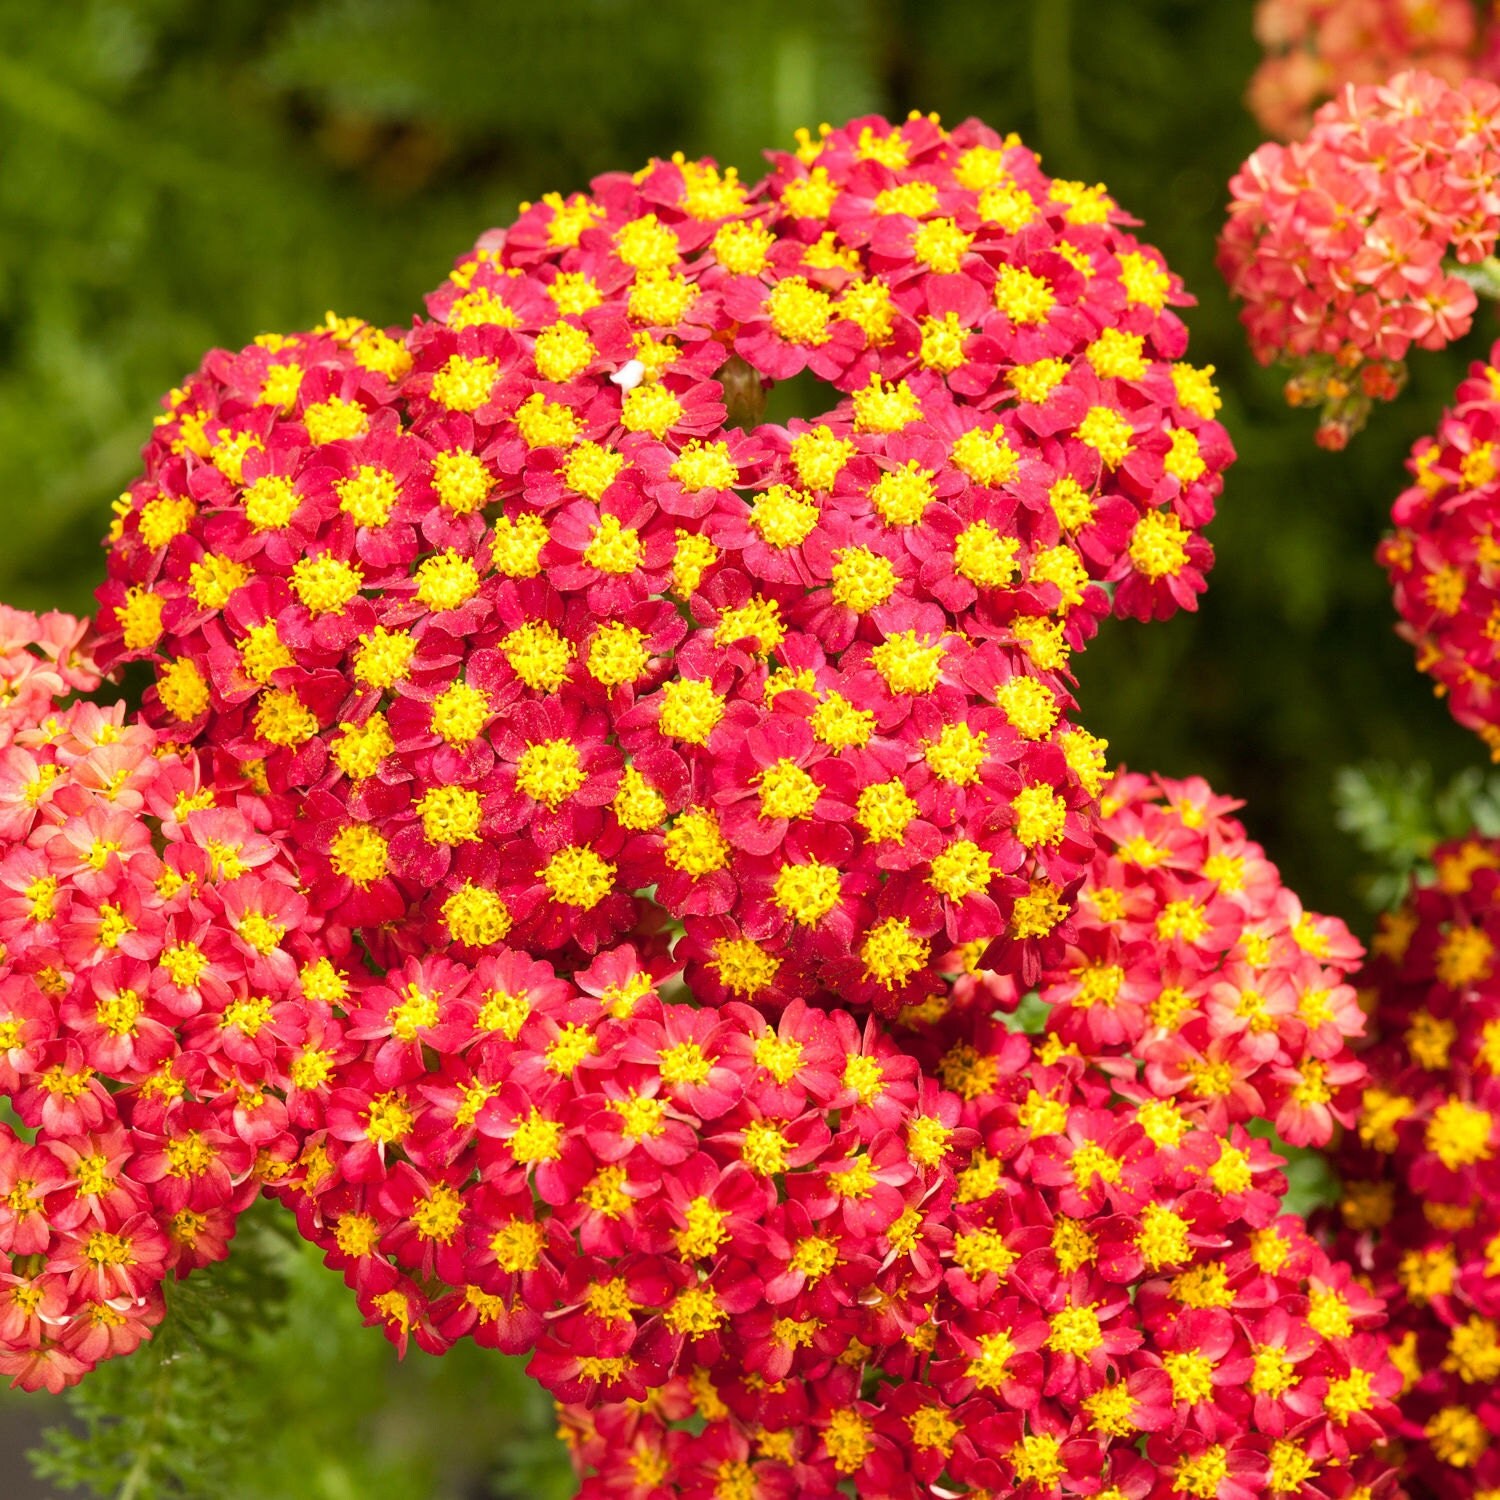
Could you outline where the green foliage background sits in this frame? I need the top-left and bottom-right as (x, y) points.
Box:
(0, 1), (1490, 1494)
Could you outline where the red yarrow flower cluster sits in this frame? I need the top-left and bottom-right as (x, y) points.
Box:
(43, 111), (1407, 1495)
(92, 111), (1232, 1015)
(1380, 340), (1500, 761)
(0, 659), (325, 1392)
(1025, 771), (1369, 1150)
(1220, 69), (1500, 448)
(1247, 0), (1493, 140)
(264, 917), (1397, 1500)
(1333, 834), (1500, 1497)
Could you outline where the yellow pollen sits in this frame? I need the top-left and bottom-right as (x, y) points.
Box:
(432, 354), (500, 411)
(756, 758), (820, 821)
(1078, 406), (1135, 468)
(291, 554), (363, 615)
(415, 785), (483, 845)
(860, 918), (927, 989)
(501, 621), (575, 692)
(870, 629), (945, 694)
(541, 844), (616, 908)
(1012, 783), (1067, 846)
(851, 374), (922, 433)
(789, 427), (856, 491)
(951, 426), (1020, 486)
(1130, 509), (1190, 579)
(516, 739), (585, 809)
(772, 861), (841, 925)
(742, 1120), (791, 1175)
(830, 545), (898, 612)
(658, 677), (725, 745)
(304, 396), (369, 443)
(329, 823), (389, 887)
(336, 465), (400, 527)
(664, 807), (731, 877)
(587, 622), (650, 687)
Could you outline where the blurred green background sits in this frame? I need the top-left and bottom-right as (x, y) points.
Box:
(0, 0), (1488, 1493)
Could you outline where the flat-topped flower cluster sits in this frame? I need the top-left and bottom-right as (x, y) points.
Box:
(1381, 339), (1500, 759)
(1334, 835), (1500, 1498)
(265, 772), (1395, 1500)
(0, 112), (1415, 1499)
(1221, 69), (1500, 447)
(0, 606), (325, 1392)
(95, 111), (1230, 1013)
(1247, 0), (1500, 140)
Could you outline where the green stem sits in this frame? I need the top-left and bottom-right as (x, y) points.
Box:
(114, 1353), (173, 1500)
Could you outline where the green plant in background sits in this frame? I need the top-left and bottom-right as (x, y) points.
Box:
(1335, 763), (1500, 912)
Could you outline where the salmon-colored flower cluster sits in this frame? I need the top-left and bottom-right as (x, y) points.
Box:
(1380, 341), (1500, 760)
(0, 604), (101, 748)
(93, 112), (1231, 1011)
(1220, 69), (1500, 448)
(0, 642), (325, 1392)
(1247, 0), (1494, 140)
(1333, 834), (1500, 1497)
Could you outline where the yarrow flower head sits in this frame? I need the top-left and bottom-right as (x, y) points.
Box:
(1028, 769), (1370, 1149)
(0, 641), (324, 1391)
(1333, 834), (1500, 1498)
(0, 604), (100, 749)
(48, 114), (1406, 1499)
(1381, 339), (1500, 760)
(264, 915), (1397, 1500)
(1220, 69), (1500, 447)
(93, 112), (1233, 1018)
(1246, 0), (1493, 140)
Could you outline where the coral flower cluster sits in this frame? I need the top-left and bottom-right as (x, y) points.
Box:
(255, 771), (1400, 1498)
(0, 604), (100, 746)
(1334, 834), (1500, 1498)
(1247, 0), (1495, 140)
(1220, 69), (1500, 447)
(0, 609), (324, 1392)
(94, 111), (1230, 1012)
(1380, 338), (1500, 759)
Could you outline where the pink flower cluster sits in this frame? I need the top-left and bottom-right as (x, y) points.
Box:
(1334, 834), (1500, 1496)
(1220, 69), (1500, 448)
(1247, 0), (1493, 140)
(1380, 339), (1500, 759)
(94, 111), (1231, 1018)
(0, 618), (326, 1392)
(248, 771), (1399, 1499)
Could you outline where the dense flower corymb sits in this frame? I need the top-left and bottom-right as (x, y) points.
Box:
(23, 109), (1401, 1499)
(1039, 770), (1367, 1145)
(1247, 0), (1495, 140)
(266, 921), (1397, 1500)
(1221, 68), (1500, 447)
(93, 111), (1232, 1014)
(0, 620), (324, 1391)
(1381, 339), (1500, 760)
(1334, 833), (1500, 1499)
